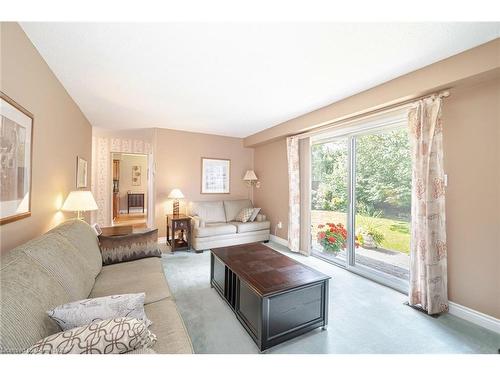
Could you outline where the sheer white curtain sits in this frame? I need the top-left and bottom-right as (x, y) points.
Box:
(408, 96), (448, 315)
(286, 136), (311, 255)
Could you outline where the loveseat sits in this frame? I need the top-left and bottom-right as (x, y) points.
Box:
(0, 219), (193, 354)
(188, 199), (270, 251)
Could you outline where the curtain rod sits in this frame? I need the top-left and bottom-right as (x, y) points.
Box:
(293, 89), (450, 140)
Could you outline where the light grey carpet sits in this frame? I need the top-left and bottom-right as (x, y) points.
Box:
(161, 242), (500, 354)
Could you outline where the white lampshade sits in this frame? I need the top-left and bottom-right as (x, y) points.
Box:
(243, 170), (258, 181)
(168, 188), (184, 199)
(62, 191), (98, 218)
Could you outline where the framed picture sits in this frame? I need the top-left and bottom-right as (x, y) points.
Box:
(132, 165), (141, 186)
(0, 92), (33, 225)
(76, 156), (88, 188)
(201, 157), (230, 194)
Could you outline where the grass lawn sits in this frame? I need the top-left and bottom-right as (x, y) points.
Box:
(311, 210), (411, 254)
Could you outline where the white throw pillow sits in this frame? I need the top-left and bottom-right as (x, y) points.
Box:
(249, 208), (261, 222)
(47, 293), (151, 331)
(234, 207), (254, 223)
(25, 317), (156, 354)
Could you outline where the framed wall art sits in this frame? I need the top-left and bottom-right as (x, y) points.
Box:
(76, 156), (88, 188)
(0, 92), (34, 225)
(201, 157), (230, 194)
(132, 165), (141, 186)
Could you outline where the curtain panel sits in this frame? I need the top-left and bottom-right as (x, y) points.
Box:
(286, 136), (311, 255)
(408, 97), (448, 315)
(287, 137), (301, 253)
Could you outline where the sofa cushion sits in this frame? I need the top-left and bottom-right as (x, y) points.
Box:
(223, 199), (253, 222)
(126, 348), (157, 354)
(20, 232), (95, 301)
(230, 220), (271, 234)
(188, 200), (226, 223)
(90, 257), (171, 304)
(48, 219), (102, 278)
(193, 223), (237, 238)
(0, 250), (71, 353)
(145, 299), (193, 354)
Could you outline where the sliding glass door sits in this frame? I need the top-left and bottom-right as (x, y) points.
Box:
(311, 118), (411, 291)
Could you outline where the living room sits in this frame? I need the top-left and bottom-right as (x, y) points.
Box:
(1, 1), (499, 373)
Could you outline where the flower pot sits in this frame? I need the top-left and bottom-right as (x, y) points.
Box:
(363, 234), (377, 249)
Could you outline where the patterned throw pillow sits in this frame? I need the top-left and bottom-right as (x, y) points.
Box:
(249, 208), (261, 222)
(98, 228), (161, 265)
(25, 317), (157, 354)
(48, 293), (151, 331)
(234, 207), (254, 223)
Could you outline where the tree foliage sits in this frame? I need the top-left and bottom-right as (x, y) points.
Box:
(311, 127), (411, 221)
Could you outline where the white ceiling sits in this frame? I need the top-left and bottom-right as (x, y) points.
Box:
(21, 23), (499, 138)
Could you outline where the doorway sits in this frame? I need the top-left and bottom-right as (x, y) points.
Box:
(310, 111), (411, 292)
(111, 152), (149, 229)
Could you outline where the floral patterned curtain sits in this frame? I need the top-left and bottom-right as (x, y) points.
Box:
(287, 136), (301, 253)
(408, 97), (448, 315)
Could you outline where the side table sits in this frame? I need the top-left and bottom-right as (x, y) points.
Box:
(166, 214), (192, 252)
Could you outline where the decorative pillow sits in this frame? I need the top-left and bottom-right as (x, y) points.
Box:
(98, 228), (161, 265)
(48, 293), (151, 331)
(249, 208), (261, 222)
(234, 207), (254, 223)
(25, 317), (157, 354)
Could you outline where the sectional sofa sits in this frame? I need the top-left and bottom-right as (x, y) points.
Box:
(0, 219), (192, 354)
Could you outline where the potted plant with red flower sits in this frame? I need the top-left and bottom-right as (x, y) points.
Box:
(317, 223), (360, 254)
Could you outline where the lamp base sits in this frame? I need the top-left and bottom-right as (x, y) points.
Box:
(173, 200), (180, 216)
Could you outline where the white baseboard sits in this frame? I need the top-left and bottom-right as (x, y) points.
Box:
(448, 302), (500, 334)
(158, 236), (167, 244)
(270, 234), (289, 247)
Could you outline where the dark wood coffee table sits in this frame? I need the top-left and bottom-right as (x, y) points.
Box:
(210, 243), (330, 351)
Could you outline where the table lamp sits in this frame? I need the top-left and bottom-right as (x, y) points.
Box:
(168, 188), (184, 216)
(61, 190), (98, 219)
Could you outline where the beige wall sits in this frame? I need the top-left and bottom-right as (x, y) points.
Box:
(113, 153), (148, 212)
(253, 139), (289, 240)
(0, 23), (92, 253)
(442, 78), (500, 318)
(153, 128), (254, 237)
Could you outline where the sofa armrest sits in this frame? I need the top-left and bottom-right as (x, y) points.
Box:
(190, 215), (205, 228)
(256, 213), (267, 222)
(98, 228), (161, 265)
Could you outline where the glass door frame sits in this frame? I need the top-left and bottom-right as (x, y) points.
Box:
(310, 111), (410, 294)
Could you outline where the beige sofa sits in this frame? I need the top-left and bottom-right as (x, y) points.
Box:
(0, 219), (192, 354)
(188, 199), (270, 251)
